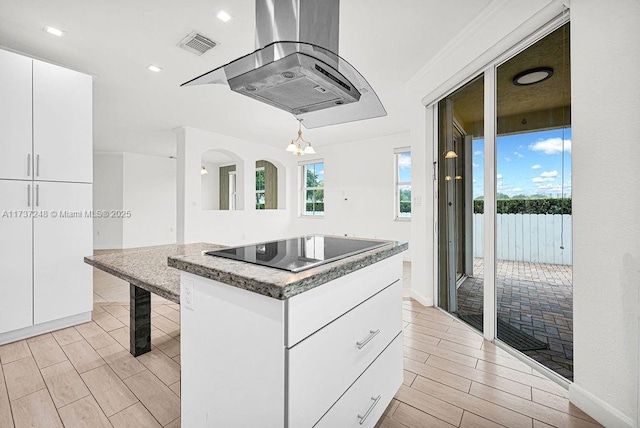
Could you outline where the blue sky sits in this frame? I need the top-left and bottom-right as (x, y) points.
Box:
(398, 153), (411, 182)
(472, 128), (572, 198)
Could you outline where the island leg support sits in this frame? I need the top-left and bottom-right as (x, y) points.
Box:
(130, 284), (151, 357)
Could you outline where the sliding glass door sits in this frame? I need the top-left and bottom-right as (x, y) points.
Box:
(437, 76), (484, 319)
(436, 20), (572, 380)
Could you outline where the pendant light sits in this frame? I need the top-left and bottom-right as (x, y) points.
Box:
(286, 119), (315, 156)
(201, 165), (208, 175)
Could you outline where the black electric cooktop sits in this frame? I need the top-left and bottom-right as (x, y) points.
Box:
(205, 235), (389, 273)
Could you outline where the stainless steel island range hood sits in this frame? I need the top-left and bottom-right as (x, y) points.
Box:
(181, 0), (386, 128)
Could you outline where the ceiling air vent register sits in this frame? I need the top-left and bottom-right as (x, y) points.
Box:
(178, 31), (217, 56)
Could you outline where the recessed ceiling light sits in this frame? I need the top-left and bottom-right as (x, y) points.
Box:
(44, 26), (64, 37)
(513, 67), (554, 86)
(216, 9), (233, 22)
(147, 64), (163, 73)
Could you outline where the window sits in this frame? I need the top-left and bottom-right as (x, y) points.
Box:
(255, 167), (266, 210)
(301, 161), (324, 216)
(395, 149), (411, 219)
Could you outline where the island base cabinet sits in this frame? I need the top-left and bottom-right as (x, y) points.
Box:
(315, 333), (403, 428)
(181, 253), (404, 427)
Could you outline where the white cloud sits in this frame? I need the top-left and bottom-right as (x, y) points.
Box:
(504, 157), (512, 163)
(513, 151), (525, 158)
(532, 177), (555, 183)
(473, 162), (479, 168)
(511, 188), (522, 192)
(473, 179), (477, 183)
(531, 164), (542, 170)
(398, 156), (411, 169)
(529, 138), (572, 155)
(474, 151), (483, 156)
(496, 173), (503, 179)
(540, 170), (558, 178)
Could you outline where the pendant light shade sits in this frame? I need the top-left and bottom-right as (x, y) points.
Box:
(286, 119), (315, 156)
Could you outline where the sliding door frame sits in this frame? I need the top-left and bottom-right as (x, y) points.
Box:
(430, 12), (570, 382)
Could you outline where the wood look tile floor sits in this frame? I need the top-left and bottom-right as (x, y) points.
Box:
(0, 263), (601, 427)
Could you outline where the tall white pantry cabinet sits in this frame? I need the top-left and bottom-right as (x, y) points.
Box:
(0, 48), (93, 343)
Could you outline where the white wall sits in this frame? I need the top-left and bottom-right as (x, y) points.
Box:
(200, 161), (219, 211)
(176, 127), (295, 246)
(93, 153), (123, 249)
(406, 0), (640, 425)
(121, 152), (176, 248)
(93, 152), (177, 249)
(569, 1), (640, 425)
(292, 133), (411, 260)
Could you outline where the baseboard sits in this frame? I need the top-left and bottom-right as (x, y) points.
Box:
(0, 312), (92, 345)
(93, 243), (122, 250)
(569, 383), (637, 428)
(409, 289), (433, 307)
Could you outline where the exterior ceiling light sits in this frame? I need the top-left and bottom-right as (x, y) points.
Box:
(513, 67), (554, 86)
(444, 150), (458, 159)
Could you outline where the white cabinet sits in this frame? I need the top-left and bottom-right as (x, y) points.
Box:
(0, 50), (92, 183)
(0, 48), (93, 343)
(0, 49), (32, 181)
(0, 180), (33, 334)
(34, 182), (93, 324)
(33, 60), (92, 183)
(287, 281), (402, 428)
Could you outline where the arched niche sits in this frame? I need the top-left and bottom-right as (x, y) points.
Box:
(255, 158), (287, 210)
(201, 149), (244, 211)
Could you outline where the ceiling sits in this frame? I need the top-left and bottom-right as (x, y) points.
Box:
(448, 23), (571, 137)
(0, 0), (494, 157)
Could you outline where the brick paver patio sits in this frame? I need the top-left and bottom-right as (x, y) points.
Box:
(456, 258), (574, 380)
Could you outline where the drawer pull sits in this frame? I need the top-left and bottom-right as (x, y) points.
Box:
(356, 329), (380, 349)
(357, 395), (381, 425)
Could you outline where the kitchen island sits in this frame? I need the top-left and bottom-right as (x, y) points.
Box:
(168, 235), (408, 428)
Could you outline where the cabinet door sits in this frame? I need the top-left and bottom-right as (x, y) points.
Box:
(0, 180), (33, 333)
(33, 60), (92, 183)
(0, 50), (33, 180)
(33, 182), (93, 324)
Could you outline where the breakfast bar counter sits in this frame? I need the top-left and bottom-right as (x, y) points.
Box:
(84, 243), (226, 355)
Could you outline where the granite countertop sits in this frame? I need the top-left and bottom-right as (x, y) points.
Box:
(85, 243), (227, 303)
(168, 238), (408, 300)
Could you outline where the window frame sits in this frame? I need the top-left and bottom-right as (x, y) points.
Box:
(394, 147), (412, 221)
(300, 159), (325, 218)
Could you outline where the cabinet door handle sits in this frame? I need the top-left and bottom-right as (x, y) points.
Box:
(27, 184), (31, 207)
(357, 395), (381, 425)
(35, 184), (39, 207)
(36, 154), (40, 177)
(27, 154), (31, 177)
(356, 329), (380, 349)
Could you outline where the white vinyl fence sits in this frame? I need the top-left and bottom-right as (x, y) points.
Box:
(473, 214), (572, 265)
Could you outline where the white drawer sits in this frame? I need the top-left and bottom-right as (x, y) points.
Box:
(314, 332), (403, 428)
(287, 253), (403, 347)
(287, 280), (402, 428)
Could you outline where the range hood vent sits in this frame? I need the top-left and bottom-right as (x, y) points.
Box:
(178, 31), (217, 56)
(181, 0), (385, 128)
